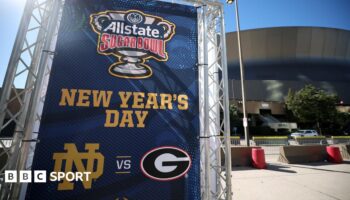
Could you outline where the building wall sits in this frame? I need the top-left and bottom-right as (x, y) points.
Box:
(226, 27), (350, 105)
(233, 100), (285, 115)
(228, 80), (350, 103)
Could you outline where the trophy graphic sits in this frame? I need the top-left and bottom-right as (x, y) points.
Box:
(90, 10), (176, 79)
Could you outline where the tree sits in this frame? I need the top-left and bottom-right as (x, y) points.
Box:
(286, 85), (338, 135)
(334, 112), (350, 134)
(229, 104), (241, 135)
(229, 104), (240, 122)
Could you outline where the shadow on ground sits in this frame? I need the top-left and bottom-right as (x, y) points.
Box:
(232, 164), (297, 173)
(266, 163), (297, 173)
(287, 161), (350, 174)
(231, 160), (350, 174)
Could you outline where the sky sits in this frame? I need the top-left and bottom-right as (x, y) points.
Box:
(1, 0), (350, 87)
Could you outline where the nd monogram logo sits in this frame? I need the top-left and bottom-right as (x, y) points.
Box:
(52, 143), (104, 190)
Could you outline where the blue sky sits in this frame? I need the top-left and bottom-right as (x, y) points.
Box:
(1, 0), (350, 87)
(224, 0), (350, 32)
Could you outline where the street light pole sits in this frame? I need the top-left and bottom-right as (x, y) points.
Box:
(227, 0), (250, 146)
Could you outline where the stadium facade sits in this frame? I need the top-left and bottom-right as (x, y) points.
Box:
(226, 26), (350, 117)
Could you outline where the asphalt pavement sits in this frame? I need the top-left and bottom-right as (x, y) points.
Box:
(232, 157), (350, 200)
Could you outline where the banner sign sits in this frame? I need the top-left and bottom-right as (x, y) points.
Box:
(26, 0), (199, 199)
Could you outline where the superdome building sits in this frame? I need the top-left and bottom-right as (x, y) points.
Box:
(226, 26), (350, 119)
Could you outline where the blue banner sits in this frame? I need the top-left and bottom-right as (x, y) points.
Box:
(26, 0), (199, 200)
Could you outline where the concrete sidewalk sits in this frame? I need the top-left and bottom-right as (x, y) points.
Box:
(232, 159), (350, 200)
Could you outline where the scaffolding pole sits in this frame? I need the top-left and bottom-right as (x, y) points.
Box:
(196, 1), (232, 199)
(0, 0), (61, 199)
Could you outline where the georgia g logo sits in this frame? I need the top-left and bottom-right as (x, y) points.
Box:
(140, 146), (191, 181)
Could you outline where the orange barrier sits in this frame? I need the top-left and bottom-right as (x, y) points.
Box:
(222, 146), (261, 167)
(252, 148), (267, 169)
(327, 146), (343, 163)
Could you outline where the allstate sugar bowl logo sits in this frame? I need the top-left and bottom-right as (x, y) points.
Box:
(90, 10), (176, 79)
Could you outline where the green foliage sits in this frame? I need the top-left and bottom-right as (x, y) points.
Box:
(286, 85), (338, 123)
(229, 104), (240, 122)
(334, 112), (350, 130)
(286, 85), (338, 134)
(229, 104), (242, 133)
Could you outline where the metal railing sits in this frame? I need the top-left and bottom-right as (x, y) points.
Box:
(251, 137), (289, 156)
(249, 136), (331, 156)
(294, 136), (327, 145)
(220, 136), (241, 146)
(252, 136), (289, 146)
(330, 136), (350, 145)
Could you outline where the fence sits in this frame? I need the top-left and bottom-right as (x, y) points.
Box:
(250, 136), (330, 157)
(294, 136), (327, 145)
(220, 136), (241, 146)
(251, 137), (287, 156)
(252, 136), (289, 146)
(330, 136), (350, 145)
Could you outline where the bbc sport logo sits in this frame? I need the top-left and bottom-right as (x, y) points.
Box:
(4, 170), (92, 184)
(4, 143), (104, 191)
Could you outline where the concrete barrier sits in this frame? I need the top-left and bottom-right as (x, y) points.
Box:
(222, 146), (261, 167)
(333, 144), (350, 160)
(278, 145), (327, 164)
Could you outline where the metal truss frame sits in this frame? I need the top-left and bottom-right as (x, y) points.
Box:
(196, 1), (232, 200)
(175, 0), (233, 199)
(0, 0), (62, 199)
(0, 0), (232, 199)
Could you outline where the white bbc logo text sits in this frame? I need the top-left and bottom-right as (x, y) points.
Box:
(5, 170), (47, 183)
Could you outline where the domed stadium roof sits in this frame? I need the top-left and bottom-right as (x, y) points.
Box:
(226, 27), (350, 102)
